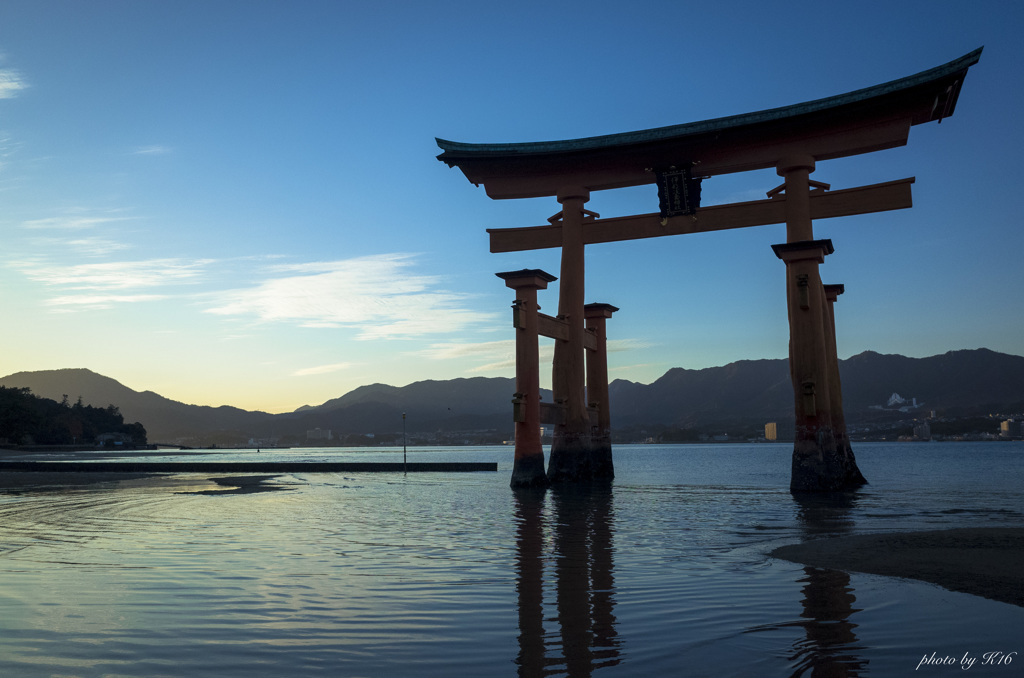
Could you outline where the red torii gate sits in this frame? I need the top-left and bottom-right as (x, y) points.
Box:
(438, 48), (981, 490)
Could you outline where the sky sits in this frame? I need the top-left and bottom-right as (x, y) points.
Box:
(0, 1), (1021, 413)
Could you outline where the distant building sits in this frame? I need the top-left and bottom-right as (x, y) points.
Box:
(1000, 420), (1022, 439)
(872, 392), (923, 413)
(888, 392), (919, 408)
(96, 432), (132, 446)
(306, 428), (333, 441)
(765, 422), (778, 441)
(913, 421), (931, 440)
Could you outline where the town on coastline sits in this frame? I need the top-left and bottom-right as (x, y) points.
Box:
(4, 350), (1024, 450)
(5, 408), (1023, 452)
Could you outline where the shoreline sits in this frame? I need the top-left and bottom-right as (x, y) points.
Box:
(771, 527), (1024, 608)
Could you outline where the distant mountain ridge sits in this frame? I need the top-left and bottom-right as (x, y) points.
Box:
(0, 368), (273, 443)
(610, 358), (794, 428)
(839, 349), (1024, 414)
(2, 348), (1022, 445)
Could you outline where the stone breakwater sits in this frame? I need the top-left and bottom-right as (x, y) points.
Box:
(0, 461), (497, 473)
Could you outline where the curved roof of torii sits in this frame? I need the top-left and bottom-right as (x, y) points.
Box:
(436, 48), (982, 200)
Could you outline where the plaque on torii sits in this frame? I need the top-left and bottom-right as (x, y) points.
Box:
(438, 48), (981, 490)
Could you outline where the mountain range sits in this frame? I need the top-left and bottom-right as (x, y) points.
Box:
(2, 348), (1022, 446)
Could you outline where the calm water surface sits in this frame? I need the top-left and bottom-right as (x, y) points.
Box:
(1, 442), (1022, 677)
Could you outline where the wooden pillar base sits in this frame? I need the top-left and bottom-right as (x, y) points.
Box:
(791, 432), (867, 492)
(511, 453), (550, 488)
(834, 438), (867, 487)
(547, 431), (594, 483)
(547, 435), (614, 482)
(588, 436), (614, 480)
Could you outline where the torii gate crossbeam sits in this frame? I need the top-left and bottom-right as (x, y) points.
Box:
(488, 177), (914, 253)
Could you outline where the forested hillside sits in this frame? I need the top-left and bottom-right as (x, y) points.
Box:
(0, 386), (147, 447)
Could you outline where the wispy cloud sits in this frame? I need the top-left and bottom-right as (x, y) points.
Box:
(0, 133), (19, 173)
(13, 258), (213, 291)
(14, 209), (140, 259)
(419, 340), (514, 361)
(45, 293), (168, 311)
(62, 237), (134, 257)
(205, 253), (497, 339)
(610, 363), (659, 375)
(608, 338), (652, 352)
(419, 339), (537, 374)
(132, 145), (171, 155)
(292, 362), (356, 377)
(0, 68), (26, 99)
(21, 214), (134, 230)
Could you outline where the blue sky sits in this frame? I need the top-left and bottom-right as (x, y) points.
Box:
(0, 1), (1020, 413)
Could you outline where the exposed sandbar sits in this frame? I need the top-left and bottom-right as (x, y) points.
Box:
(0, 470), (158, 489)
(771, 528), (1024, 607)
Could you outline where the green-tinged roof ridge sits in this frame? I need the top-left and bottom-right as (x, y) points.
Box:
(436, 47), (982, 158)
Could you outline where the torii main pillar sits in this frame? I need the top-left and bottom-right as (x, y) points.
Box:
(548, 188), (599, 483)
(773, 156), (865, 491)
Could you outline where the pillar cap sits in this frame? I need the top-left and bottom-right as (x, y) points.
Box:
(556, 186), (590, 203)
(823, 283), (845, 299)
(496, 268), (557, 289)
(584, 303), (620, 318)
(776, 154), (816, 175)
(772, 239), (834, 263)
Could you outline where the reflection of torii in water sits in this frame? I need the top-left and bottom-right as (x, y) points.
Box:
(513, 487), (620, 676)
(438, 48), (982, 491)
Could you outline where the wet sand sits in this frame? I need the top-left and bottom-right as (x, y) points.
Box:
(0, 448), (293, 495)
(185, 475), (295, 494)
(771, 528), (1024, 607)
(0, 470), (158, 489)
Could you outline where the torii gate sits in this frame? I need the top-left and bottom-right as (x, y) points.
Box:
(437, 48), (981, 491)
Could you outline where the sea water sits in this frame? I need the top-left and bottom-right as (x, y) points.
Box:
(1, 442), (1022, 677)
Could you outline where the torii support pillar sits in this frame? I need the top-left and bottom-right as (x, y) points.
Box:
(584, 303), (618, 480)
(823, 284), (866, 486)
(498, 269), (556, 488)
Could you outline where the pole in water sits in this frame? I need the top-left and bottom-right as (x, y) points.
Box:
(403, 412), (407, 474)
